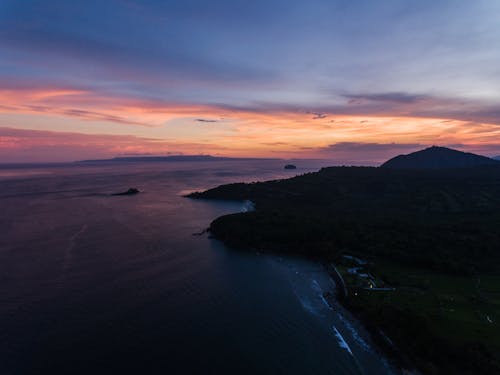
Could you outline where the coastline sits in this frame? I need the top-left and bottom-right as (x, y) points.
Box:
(321, 263), (417, 375)
(217, 238), (406, 374)
(187, 164), (500, 374)
(214, 199), (403, 372)
(194, 198), (406, 373)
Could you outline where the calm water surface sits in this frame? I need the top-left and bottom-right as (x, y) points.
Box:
(0, 160), (393, 374)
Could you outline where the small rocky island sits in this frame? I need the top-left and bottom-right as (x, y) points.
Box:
(111, 188), (140, 196)
(284, 164), (297, 169)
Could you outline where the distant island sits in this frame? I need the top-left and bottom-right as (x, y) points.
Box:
(188, 146), (500, 374)
(77, 155), (280, 163)
(111, 188), (140, 196)
(284, 164), (297, 169)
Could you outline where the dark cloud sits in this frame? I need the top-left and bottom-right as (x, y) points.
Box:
(261, 142), (289, 146)
(344, 92), (428, 104)
(421, 106), (500, 125)
(313, 113), (327, 119)
(61, 109), (151, 126)
(214, 96), (500, 126)
(0, 101), (155, 127)
(306, 111), (327, 119)
(18, 105), (153, 127)
(321, 142), (424, 153)
(195, 118), (218, 123)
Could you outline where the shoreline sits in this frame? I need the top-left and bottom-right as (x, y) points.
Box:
(188, 163), (500, 374)
(322, 262), (420, 375)
(203, 216), (411, 374)
(266, 253), (398, 375)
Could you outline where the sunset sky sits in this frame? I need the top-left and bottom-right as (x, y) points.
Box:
(1, 0), (500, 163)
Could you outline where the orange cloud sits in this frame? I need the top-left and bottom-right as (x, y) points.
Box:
(1, 85), (500, 161)
(0, 127), (234, 162)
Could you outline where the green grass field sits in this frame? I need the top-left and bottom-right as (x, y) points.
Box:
(339, 258), (500, 373)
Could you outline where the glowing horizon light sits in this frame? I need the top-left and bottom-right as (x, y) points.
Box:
(1, 1), (500, 162)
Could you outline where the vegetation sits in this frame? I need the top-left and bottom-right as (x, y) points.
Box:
(189, 166), (500, 374)
(382, 145), (500, 169)
(338, 258), (500, 374)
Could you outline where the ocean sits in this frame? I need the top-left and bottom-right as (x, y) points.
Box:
(0, 160), (394, 374)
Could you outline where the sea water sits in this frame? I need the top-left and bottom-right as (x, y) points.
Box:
(0, 160), (393, 374)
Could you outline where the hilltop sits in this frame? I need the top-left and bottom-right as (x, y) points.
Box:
(381, 146), (500, 169)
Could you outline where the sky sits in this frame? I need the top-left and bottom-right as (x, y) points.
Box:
(1, 0), (500, 163)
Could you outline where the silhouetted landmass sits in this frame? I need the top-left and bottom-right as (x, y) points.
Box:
(284, 164), (297, 169)
(111, 187), (140, 196)
(382, 146), (500, 169)
(78, 155), (279, 163)
(188, 160), (500, 374)
(189, 166), (500, 272)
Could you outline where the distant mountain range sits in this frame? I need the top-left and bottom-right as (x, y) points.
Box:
(381, 146), (500, 169)
(78, 148), (500, 169)
(78, 155), (278, 163)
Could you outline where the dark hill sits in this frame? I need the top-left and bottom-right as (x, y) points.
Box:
(189, 160), (500, 374)
(188, 165), (500, 374)
(381, 146), (500, 169)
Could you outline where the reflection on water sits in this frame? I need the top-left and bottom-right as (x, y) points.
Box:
(0, 160), (393, 374)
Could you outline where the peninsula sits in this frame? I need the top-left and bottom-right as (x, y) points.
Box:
(188, 147), (500, 374)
